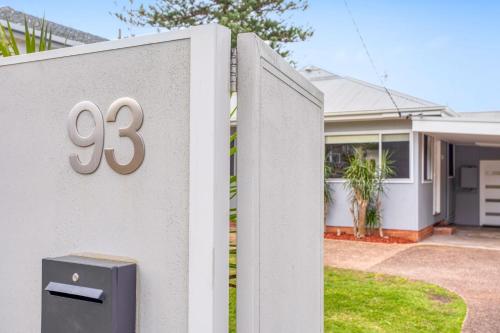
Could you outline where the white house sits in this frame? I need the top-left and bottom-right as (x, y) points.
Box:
(301, 66), (500, 241)
(4, 5), (496, 243)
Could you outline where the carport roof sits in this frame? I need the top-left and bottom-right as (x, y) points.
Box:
(412, 116), (500, 145)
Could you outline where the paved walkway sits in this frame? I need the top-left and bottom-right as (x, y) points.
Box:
(325, 240), (500, 333)
(422, 226), (500, 251)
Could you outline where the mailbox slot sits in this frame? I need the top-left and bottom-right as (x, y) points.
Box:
(45, 281), (105, 303)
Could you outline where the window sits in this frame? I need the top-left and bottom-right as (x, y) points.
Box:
(382, 133), (410, 179)
(423, 135), (433, 181)
(325, 135), (379, 178)
(448, 143), (455, 177)
(325, 132), (411, 180)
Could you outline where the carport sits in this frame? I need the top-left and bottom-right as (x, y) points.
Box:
(413, 116), (500, 227)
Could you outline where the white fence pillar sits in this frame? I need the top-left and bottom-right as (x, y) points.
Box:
(0, 24), (230, 333)
(237, 33), (325, 333)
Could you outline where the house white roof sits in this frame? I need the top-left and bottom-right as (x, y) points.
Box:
(0, 6), (107, 46)
(299, 66), (444, 114)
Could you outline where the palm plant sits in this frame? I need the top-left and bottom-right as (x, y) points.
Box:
(344, 148), (395, 238)
(324, 161), (333, 227)
(372, 150), (395, 237)
(0, 17), (52, 57)
(229, 98), (237, 223)
(343, 148), (377, 238)
(365, 205), (379, 233)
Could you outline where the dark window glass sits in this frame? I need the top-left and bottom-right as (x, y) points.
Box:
(382, 133), (410, 179)
(325, 135), (379, 178)
(423, 135), (433, 181)
(448, 144), (454, 177)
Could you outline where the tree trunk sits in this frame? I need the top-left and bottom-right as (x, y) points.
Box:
(349, 198), (359, 237)
(357, 199), (368, 238)
(377, 196), (384, 238)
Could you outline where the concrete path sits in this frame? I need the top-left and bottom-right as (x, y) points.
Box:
(325, 240), (500, 333)
(422, 226), (500, 251)
(324, 239), (413, 270)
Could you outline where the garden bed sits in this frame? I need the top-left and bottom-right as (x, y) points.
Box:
(324, 232), (415, 244)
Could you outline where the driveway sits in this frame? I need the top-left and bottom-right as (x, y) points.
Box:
(422, 226), (500, 251)
(325, 240), (500, 333)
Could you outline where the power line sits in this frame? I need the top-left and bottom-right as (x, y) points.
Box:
(343, 0), (402, 117)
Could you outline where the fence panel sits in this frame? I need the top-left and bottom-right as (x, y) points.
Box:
(237, 32), (325, 333)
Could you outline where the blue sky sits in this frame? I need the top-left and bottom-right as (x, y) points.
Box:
(4, 0), (500, 112)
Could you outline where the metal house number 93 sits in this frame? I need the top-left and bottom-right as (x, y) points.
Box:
(67, 97), (145, 175)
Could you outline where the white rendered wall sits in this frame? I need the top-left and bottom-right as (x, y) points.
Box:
(0, 25), (230, 333)
(237, 33), (324, 333)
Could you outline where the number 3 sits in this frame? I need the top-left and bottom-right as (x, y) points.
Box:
(105, 97), (145, 175)
(67, 98), (145, 175)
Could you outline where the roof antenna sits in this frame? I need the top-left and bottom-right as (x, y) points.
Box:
(343, 0), (402, 118)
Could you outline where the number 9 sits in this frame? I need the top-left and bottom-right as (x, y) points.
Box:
(67, 101), (104, 174)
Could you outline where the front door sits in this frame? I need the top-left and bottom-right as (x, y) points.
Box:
(480, 160), (500, 226)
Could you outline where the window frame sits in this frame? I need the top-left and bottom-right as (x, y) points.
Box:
(324, 129), (413, 184)
(421, 134), (434, 183)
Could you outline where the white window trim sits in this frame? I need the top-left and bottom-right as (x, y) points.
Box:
(421, 134), (433, 184)
(433, 139), (442, 215)
(324, 129), (414, 184)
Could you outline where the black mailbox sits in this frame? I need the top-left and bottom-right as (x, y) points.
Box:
(42, 255), (136, 333)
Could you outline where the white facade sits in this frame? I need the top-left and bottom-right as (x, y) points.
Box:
(301, 66), (500, 233)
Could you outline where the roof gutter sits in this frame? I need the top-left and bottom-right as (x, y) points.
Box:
(324, 106), (450, 123)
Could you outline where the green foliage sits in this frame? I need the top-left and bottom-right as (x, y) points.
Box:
(343, 148), (377, 202)
(0, 16), (52, 57)
(365, 205), (379, 230)
(114, 0), (314, 61)
(344, 149), (395, 201)
(343, 148), (395, 237)
(324, 161), (333, 204)
(369, 150), (395, 232)
(375, 150), (395, 194)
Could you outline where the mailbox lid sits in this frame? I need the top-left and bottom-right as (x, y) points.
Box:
(41, 255), (136, 333)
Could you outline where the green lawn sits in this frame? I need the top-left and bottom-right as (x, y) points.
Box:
(229, 265), (466, 333)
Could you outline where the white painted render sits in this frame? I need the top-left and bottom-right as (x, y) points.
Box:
(413, 116), (500, 138)
(0, 25), (230, 333)
(237, 33), (324, 333)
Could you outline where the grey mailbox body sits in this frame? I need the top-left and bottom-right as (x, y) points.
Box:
(42, 255), (136, 333)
